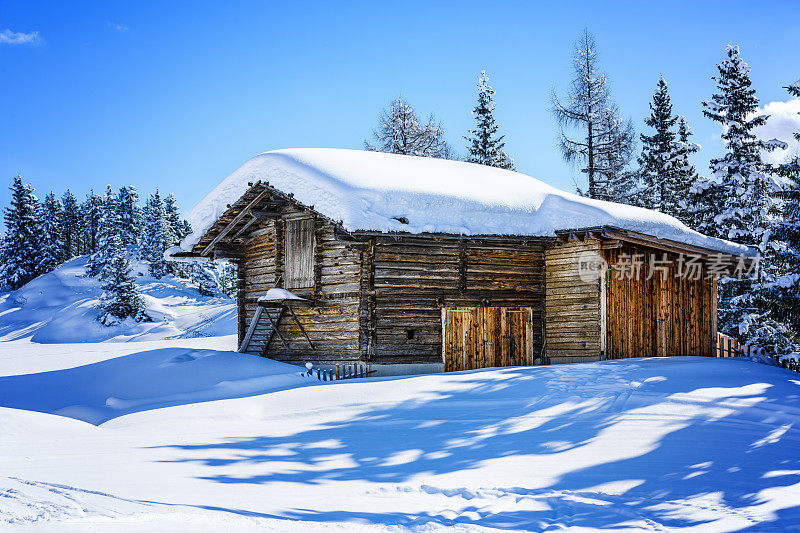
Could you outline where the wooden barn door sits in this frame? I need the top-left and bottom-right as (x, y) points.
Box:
(443, 307), (533, 371)
(605, 248), (716, 359)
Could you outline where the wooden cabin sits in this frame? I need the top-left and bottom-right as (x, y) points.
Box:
(175, 149), (754, 375)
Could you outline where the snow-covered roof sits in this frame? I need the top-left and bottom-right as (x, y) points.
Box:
(182, 148), (754, 257)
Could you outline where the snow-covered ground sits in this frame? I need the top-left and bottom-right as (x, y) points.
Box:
(0, 255), (236, 343)
(1, 340), (799, 531)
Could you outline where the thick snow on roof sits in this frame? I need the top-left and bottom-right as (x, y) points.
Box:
(183, 148), (753, 256)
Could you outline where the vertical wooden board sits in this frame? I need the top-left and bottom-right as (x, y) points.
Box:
(526, 308), (534, 365)
(483, 307), (496, 368)
(285, 218), (314, 289)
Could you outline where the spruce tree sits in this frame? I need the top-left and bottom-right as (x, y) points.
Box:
(192, 262), (218, 296)
(218, 261), (238, 298)
(97, 230), (148, 326)
(637, 76), (679, 211)
(702, 45), (788, 347)
(60, 190), (80, 259)
(672, 117), (701, 225)
(763, 78), (800, 348)
(117, 186), (141, 246)
(38, 192), (65, 274)
(87, 186), (120, 278)
(140, 190), (169, 278)
(465, 71), (515, 170)
(365, 97), (451, 158)
(0, 175), (42, 290)
(164, 193), (191, 245)
(81, 190), (104, 255)
(594, 104), (637, 203)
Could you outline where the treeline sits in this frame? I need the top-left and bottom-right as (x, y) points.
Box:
(365, 32), (800, 354)
(0, 181), (235, 325)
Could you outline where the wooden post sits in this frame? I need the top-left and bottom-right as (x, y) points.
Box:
(335, 364), (339, 380)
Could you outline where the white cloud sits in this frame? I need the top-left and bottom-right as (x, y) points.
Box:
(0, 29), (42, 45)
(108, 22), (129, 32)
(753, 99), (800, 165)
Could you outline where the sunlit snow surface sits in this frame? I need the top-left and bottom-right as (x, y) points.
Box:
(1, 343), (799, 532)
(0, 255), (236, 343)
(183, 148), (754, 256)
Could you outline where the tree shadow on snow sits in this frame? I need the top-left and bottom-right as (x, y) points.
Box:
(152, 357), (800, 531)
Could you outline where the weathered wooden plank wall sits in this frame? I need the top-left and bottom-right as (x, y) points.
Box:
(604, 245), (716, 358)
(364, 236), (545, 365)
(239, 216), (364, 362)
(544, 240), (603, 363)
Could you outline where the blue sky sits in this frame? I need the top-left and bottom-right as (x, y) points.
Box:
(1, 0), (799, 222)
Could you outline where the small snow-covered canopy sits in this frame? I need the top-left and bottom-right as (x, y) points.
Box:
(258, 288), (306, 302)
(182, 148), (753, 257)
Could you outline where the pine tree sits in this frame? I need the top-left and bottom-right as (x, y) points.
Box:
(164, 193), (191, 245)
(671, 117), (702, 225)
(80, 190), (104, 255)
(702, 45), (788, 347)
(60, 190), (80, 259)
(365, 97), (451, 158)
(637, 76), (679, 211)
(192, 262), (219, 296)
(465, 71), (515, 170)
(117, 186), (141, 246)
(140, 190), (169, 278)
(594, 104), (637, 203)
(38, 192), (65, 274)
(552, 29), (634, 200)
(87, 186), (121, 278)
(97, 232), (148, 326)
(0, 175), (42, 290)
(763, 79), (800, 348)
(218, 261), (238, 298)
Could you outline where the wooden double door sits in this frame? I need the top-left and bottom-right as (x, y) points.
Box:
(443, 307), (533, 371)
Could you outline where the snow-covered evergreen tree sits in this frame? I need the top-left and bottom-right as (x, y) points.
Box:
(218, 261), (238, 297)
(191, 262), (218, 296)
(671, 117), (702, 226)
(80, 190), (104, 255)
(87, 186), (121, 278)
(702, 45), (788, 347)
(0, 175), (42, 290)
(60, 190), (80, 259)
(464, 71), (515, 170)
(116, 186), (141, 246)
(365, 97), (451, 158)
(140, 190), (169, 278)
(164, 193), (191, 245)
(38, 192), (65, 274)
(97, 230), (148, 326)
(637, 76), (679, 211)
(763, 78), (800, 348)
(594, 104), (637, 203)
(552, 29), (634, 200)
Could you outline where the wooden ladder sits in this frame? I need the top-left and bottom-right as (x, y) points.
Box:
(238, 304), (314, 355)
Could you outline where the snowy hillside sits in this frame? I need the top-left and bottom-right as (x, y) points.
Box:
(0, 255), (236, 343)
(1, 346), (799, 531)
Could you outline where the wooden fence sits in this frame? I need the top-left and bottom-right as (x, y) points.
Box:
(300, 363), (374, 382)
(716, 332), (800, 373)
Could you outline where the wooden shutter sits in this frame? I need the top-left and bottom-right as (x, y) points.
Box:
(285, 218), (314, 289)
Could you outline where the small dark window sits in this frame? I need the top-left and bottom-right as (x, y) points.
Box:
(406, 329), (415, 341)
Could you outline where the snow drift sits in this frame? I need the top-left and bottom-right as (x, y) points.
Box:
(183, 148), (753, 256)
(0, 255), (236, 343)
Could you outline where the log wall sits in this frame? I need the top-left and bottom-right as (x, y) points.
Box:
(363, 236), (545, 364)
(544, 240), (603, 363)
(239, 215), (364, 362)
